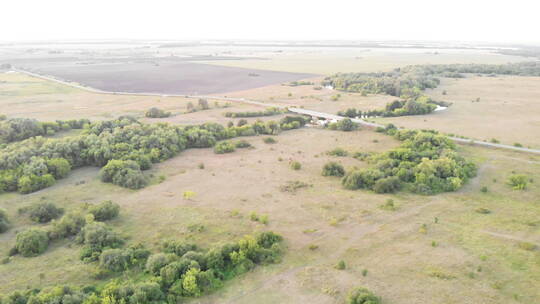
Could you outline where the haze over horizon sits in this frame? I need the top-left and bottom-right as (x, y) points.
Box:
(2, 0), (540, 45)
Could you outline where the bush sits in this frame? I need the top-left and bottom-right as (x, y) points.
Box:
(508, 174), (528, 190)
(342, 169), (383, 190)
(145, 107), (171, 118)
(322, 162), (345, 177)
(100, 159), (147, 189)
(214, 141), (236, 154)
(77, 222), (125, 261)
(49, 211), (86, 239)
(347, 287), (381, 304)
(372, 176), (402, 193)
(17, 174), (56, 194)
(263, 137), (276, 144)
(326, 147), (348, 157)
(290, 161), (301, 170)
(15, 228), (50, 257)
(146, 252), (176, 275)
(234, 140), (252, 148)
(336, 260), (346, 270)
(46, 158), (71, 179)
(0, 208), (9, 233)
(329, 118), (358, 131)
(88, 200), (120, 221)
(27, 202), (64, 223)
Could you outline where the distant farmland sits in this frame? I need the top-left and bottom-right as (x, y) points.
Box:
(19, 61), (316, 95)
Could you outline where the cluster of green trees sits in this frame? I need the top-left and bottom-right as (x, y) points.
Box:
(338, 96), (437, 118)
(0, 116), (307, 193)
(0, 117), (90, 144)
(327, 118), (359, 131)
(323, 62), (540, 97)
(224, 107), (284, 118)
(9, 201), (121, 258)
(325, 128), (476, 195)
(20, 202), (64, 223)
(145, 107), (171, 118)
(1, 231), (283, 304)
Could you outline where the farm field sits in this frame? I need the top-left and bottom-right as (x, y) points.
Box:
(200, 47), (527, 74)
(16, 60), (315, 95)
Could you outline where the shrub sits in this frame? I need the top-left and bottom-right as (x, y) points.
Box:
(46, 158), (71, 179)
(15, 228), (50, 257)
(508, 174), (528, 190)
(347, 287), (381, 304)
(100, 159), (147, 189)
(146, 253), (176, 275)
(88, 200), (120, 221)
(234, 140), (252, 148)
(145, 107), (171, 118)
(329, 118), (358, 131)
(336, 260), (346, 270)
(342, 169), (383, 190)
(49, 211), (86, 239)
(28, 202), (64, 223)
(263, 137), (276, 144)
(17, 174), (56, 194)
(322, 162), (345, 177)
(290, 161), (301, 170)
(98, 246), (150, 272)
(214, 141), (236, 154)
(77, 222), (125, 261)
(0, 208), (9, 233)
(326, 147), (348, 157)
(372, 176), (401, 193)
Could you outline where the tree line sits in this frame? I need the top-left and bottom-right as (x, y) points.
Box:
(0, 116), (308, 193)
(224, 107), (285, 118)
(0, 117), (90, 145)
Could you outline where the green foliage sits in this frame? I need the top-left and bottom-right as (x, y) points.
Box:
(338, 98), (437, 118)
(0, 208), (9, 233)
(326, 147), (348, 157)
(224, 107), (284, 118)
(341, 130), (476, 195)
(347, 287), (381, 304)
(508, 174), (528, 190)
(45, 158), (71, 179)
(214, 141), (236, 154)
(0, 118), (89, 144)
(17, 174), (55, 194)
(27, 202), (64, 223)
(290, 161), (301, 170)
(322, 162), (345, 177)
(77, 222), (125, 262)
(234, 140), (252, 148)
(335, 260), (346, 270)
(88, 200), (120, 221)
(328, 118), (358, 131)
(100, 159), (148, 189)
(49, 211), (86, 240)
(0, 117), (305, 193)
(15, 228), (50, 257)
(145, 107), (171, 118)
(263, 137), (276, 144)
(99, 245), (150, 272)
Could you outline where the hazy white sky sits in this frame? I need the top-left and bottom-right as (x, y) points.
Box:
(1, 0), (539, 44)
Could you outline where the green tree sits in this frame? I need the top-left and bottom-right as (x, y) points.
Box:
(15, 228), (50, 257)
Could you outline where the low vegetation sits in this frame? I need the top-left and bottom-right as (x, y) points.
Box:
(507, 174), (528, 190)
(322, 162), (345, 177)
(347, 286), (381, 304)
(145, 107), (171, 118)
(327, 118), (359, 131)
(0, 208), (10, 233)
(337, 96), (439, 118)
(224, 107), (285, 118)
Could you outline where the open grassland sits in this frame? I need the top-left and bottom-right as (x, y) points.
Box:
(374, 75), (540, 149)
(200, 48), (527, 74)
(1, 125), (539, 304)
